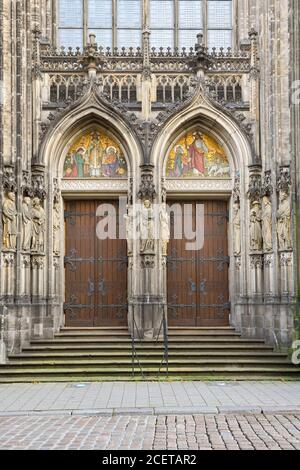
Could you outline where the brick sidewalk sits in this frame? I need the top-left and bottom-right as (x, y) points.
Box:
(0, 381), (300, 416)
(0, 414), (299, 450)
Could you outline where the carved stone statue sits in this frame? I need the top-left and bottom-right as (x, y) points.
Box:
(160, 202), (170, 256)
(21, 196), (32, 251)
(262, 196), (273, 252)
(2, 192), (17, 250)
(249, 201), (262, 252)
(53, 200), (61, 255)
(31, 197), (46, 252)
(124, 205), (134, 255)
(232, 202), (241, 256)
(140, 199), (155, 254)
(277, 190), (292, 251)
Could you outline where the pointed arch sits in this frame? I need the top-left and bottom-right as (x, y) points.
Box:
(38, 87), (143, 178)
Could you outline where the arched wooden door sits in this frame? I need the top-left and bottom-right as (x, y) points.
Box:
(167, 200), (230, 326)
(64, 200), (128, 327)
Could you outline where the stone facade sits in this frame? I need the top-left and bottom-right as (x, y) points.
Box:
(0, 0), (299, 352)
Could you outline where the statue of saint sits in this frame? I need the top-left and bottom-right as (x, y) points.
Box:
(277, 190), (292, 251)
(262, 196), (273, 252)
(232, 202), (241, 256)
(160, 202), (170, 256)
(22, 196), (32, 251)
(2, 192), (17, 250)
(249, 202), (262, 252)
(140, 199), (155, 254)
(53, 200), (61, 255)
(31, 197), (46, 252)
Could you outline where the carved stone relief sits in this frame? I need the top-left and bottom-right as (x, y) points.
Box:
(31, 198), (46, 253)
(124, 205), (134, 256)
(21, 197), (32, 252)
(2, 192), (17, 251)
(140, 199), (155, 254)
(160, 202), (170, 257)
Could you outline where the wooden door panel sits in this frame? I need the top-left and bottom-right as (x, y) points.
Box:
(94, 201), (127, 326)
(167, 200), (230, 327)
(65, 200), (96, 326)
(64, 200), (127, 327)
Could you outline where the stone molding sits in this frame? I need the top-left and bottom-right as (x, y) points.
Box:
(165, 178), (233, 192)
(60, 179), (128, 192)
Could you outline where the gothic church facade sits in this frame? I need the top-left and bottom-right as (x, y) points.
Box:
(0, 0), (299, 355)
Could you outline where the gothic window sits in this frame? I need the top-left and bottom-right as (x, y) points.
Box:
(150, 0), (233, 49)
(58, 0), (233, 50)
(58, 0), (141, 48)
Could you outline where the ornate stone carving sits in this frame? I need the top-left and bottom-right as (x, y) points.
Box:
(247, 172), (262, 204)
(250, 254), (263, 269)
(141, 254), (155, 269)
(279, 252), (293, 267)
(277, 190), (292, 251)
(2, 253), (15, 267)
(261, 170), (273, 198)
(249, 201), (263, 252)
(21, 196), (32, 252)
(261, 196), (273, 253)
(261, 170), (273, 253)
(31, 198), (46, 253)
(160, 202), (170, 256)
(31, 256), (44, 269)
(2, 192), (17, 250)
(3, 166), (17, 193)
(21, 254), (31, 268)
(248, 171), (262, 253)
(276, 167), (292, 252)
(232, 172), (240, 204)
(165, 179), (233, 192)
(232, 173), (241, 256)
(140, 199), (155, 254)
(53, 200), (61, 255)
(124, 205), (134, 256)
(264, 253), (274, 267)
(138, 167), (156, 202)
(53, 258), (60, 270)
(32, 172), (46, 200)
(277, 166), (292, 193)
(232, 202), (241, 256)
(61, 179), (128, 192)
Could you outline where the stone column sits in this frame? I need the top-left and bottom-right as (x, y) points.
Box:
(129, 165), (164, 340)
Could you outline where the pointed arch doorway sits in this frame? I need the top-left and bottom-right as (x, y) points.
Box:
(61, 126), (129, 327)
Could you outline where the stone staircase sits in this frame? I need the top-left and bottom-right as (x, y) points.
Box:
(0, 327), (299, 382)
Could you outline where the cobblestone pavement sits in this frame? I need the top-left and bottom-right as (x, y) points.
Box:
(0, 414), (299, 450)
(0, 381), (299, 415)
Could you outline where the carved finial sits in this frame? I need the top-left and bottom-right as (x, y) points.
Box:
(249, 28), (258, 40)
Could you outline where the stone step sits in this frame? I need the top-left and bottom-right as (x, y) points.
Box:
(31, 337), (267, 345)
(0, 365), (299, 375)
(10, 351), (285, 359)
(21, 344), (275, 352)
(55, 332), (241, 339)
(1, 373), (299, 383)
(6, 358), (292, 366)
